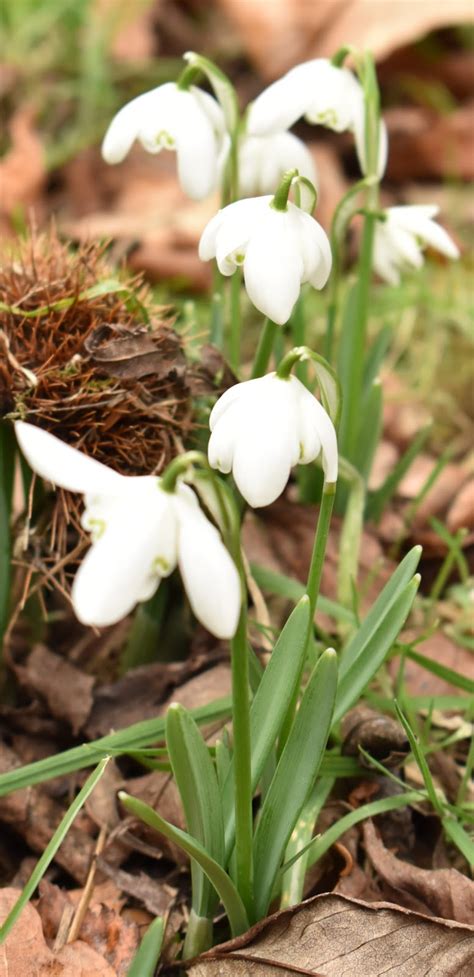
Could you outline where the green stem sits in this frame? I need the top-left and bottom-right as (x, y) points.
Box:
(290, 298), (307, 385)
(230, 602), (254, 918)
(251, 319), (278, 379)
(339, 201), (377, 461)
(229, 270), (241, 372)
(306, 482), (337, 620)
(183, 910), (213, 959)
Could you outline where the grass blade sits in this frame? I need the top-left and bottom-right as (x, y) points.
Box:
(253, 649), (338, 919)
(403, 646), (474, 694)
(442, 817), (474, 868)
(0, 757), (109, 943)
(119, 792), (249, 937)
(334, 577), (420, 725)
(339, 545), (421, 678)
(367, 425), (432, 522)
(394, 702), (443, 814)
(127, 917), (164, 977)
(0, 697), (232, 797)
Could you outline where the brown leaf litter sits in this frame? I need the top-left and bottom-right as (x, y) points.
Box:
(186, 891), (474, 977)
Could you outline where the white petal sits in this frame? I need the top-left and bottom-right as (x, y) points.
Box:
(386, 223), (424, 270)
(208, 405), (242, 474)
(174, 495), (241, 639)
(214, 198), (269, 275)
(304, 64), (363, 132)
(101, 90), (156, 164)
(15, 422), (124, 494)
(291, 205), (332, 289)
(173, 91), (221, 199)
(293, 378), (338, 482)
(198, 209), (225, 261)
(209, 377), (259, 430)
(247, 62), (319, 136)
(390, 207), (459, 259)
(243, 207), (303, 324)
(72, 490), (177, 627)
(231, 377), (299, 506)
(373, 225), (401, 285)
(239, 132), (317, 197)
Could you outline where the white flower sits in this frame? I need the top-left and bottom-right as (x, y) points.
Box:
(102, 82), (229, 200)
(238, 131), (317, 197)
(208, 374), (338, 507)
(15, 422), (240, 638)
(373, 205), (460, 286)
(247, 58), (387, 178)
(199, 196), (331, 324)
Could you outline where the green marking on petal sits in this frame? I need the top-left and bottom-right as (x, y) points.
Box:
(156, 130), (175, 149)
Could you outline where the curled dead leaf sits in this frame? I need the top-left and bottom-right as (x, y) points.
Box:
(84, 322), (185, 381)
(187, 892), (474, 977)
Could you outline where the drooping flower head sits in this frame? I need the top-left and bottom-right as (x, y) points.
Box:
(15, 422), (240, 638)
(102, 82), (228, 200)
(238, 131), (317, 198)
(199, 177), (331, 325)
(373, 205), (460, 286)
(208, 373), (338, 507)
(247, 58), (387, 178)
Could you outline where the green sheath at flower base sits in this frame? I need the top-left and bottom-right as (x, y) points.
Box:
(275, 345), (342, 427)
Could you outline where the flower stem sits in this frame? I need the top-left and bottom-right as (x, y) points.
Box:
(229, 270), (241, 372)
(183, 910), (213, 959)
(230, 602), (254, 918)
(290, 298), (308, 385)
(338, 202), (377, 461)
(306, 481), (336, 620)
(251, 319), (278, 379)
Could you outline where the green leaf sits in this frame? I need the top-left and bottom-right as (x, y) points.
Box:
(403, 647), (474, 695)
(282, 790), (422, 875)
(0, 758), (109, 943)
(334, 577), (420, 725)
(442, 817), (474, 867)
(250, 563), (355, 625)
(166, 704), (225, 916)
(222, 597), (311, 854)
(394, 702), (443, 815)
(127, 917), (164, 977)
(253, 648), (338, 918)
(355, 379), (383, 482)
(119, 792), (249, 937)
(339, 546), (421, 678)
(0, 697), (232, 797)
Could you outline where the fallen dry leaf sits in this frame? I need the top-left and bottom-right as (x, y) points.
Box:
(447, 477), (474, 533)
(0, 107), (45, 225)
(217, 0), (474, 78)
(12, 644), (95, 735)
(394, 630), (473, 698)
(84, 322), (185, 381)
(363, 820), (474, 923)
(0, 888), (117, 977)
(97, 859), (177, 917)
(385, 103), (474, 182)
(187, 892), (474, 977)
(341, 705), (409, 768)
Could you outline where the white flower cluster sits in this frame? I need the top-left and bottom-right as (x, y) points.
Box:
(13, 53), (460, 638)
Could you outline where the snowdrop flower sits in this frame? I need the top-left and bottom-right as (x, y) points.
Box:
(247, 58), (387, 178)
(102, 82), (228, 200)
(238, 131), (317, 197)
(208, 373), (338, 507)
(15, 422), (240, 638)
(199, 193), (331, 325)
(373, 206), (460, 286)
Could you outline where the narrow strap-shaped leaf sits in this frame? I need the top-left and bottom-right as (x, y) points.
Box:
(0, 697), (232, 797)
(253, 649), (338, 919)
(0, 757), (110, 943)
(334, 578), (420, 725)
(339, 546), (421, 678)
(442, 817), (474, 867)
(222, 597), (311, 855)
(119, 793), (249, 937)
(282, 790), (423, 876)
(166, 704), (225, 915)
(394, 702), (443, 815)
(127, 916), (164, 977)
